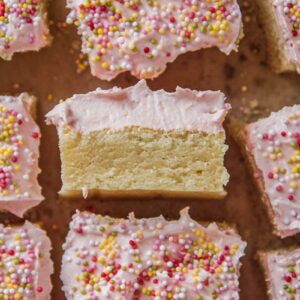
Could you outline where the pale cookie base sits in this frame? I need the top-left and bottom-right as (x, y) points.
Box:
(58, 127), (229, 199)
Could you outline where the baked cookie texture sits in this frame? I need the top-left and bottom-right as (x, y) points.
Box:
(61, 208), (246, 300)
(256, 0), (300, 74)
(0, 0), (51, 60)
(0, 221), (53, 300)
(46, 80), (230, 199)
(259, 248), (300, 300)
(0, 94), (43, 217)
(66, 0), (243, 80)
(229, 104), (300, 238)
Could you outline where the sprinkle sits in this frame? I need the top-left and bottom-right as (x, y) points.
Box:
(32, 131), (39, 139)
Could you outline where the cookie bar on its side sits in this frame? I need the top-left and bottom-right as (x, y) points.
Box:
(46, 80), (231, 199)
(61, 208), (246, 299)
(229, 105), (300, 238)
(0, 94), (44, 217)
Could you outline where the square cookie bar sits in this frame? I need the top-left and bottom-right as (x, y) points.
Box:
(61, 209), (246, 299)
(233, 105), (300, 238)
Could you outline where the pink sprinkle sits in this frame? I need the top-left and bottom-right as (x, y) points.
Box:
(75, 227), (83, 234)
(32, 132), (39, 139)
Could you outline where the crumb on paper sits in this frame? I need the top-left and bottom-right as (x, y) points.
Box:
(238, 97), (269, 122)
(56, 21), (68, 29)
(75, 53), (88, 74)
(47, 94), (53, 101)
(82, 187), (88, 199)
(71, 40), (81, 51)
(13, 83), (20, 90)
(241, 85), (248, 92)
(244, 16), (251, 23)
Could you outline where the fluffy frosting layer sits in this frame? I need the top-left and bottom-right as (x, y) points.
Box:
(66, 0), (242, 80)
(246, 104), (300, 238)
(46, 80), (230, 134)
(272, 0), (300, 73)
(61, 208), (246, 300)
(0, 0), (50, 60)
(0, 93), (43, 217)
(0, 221), (53, 300)
(262, 249), (300, 300)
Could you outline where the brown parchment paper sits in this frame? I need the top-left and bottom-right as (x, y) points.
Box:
(0, 0), (300, 299)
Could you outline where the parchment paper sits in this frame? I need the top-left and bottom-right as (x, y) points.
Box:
(0, 0), (299, 299)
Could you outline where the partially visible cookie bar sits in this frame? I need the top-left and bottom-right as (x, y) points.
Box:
(0, 0), (51, 60)
(0, 221), (53, 299)
(259, 248), (300, 300)
(0, 94), (44, 217)
(256, 0), (300, 73)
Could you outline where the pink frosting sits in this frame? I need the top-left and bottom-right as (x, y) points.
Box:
(272, 0), (300, 73)
(61, 208), (246, 299)
(246, 104), (300, 238)
(262, 248), (300, 299)
(0, 0), (50, 60)
(0, 94), (43, 217)
(0, 221), (53, 299)
(66, 0), (242, 80)
(46, 80), (230, 134)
